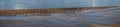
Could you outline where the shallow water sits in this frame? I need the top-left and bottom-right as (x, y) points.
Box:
(0, 7), (120, 27)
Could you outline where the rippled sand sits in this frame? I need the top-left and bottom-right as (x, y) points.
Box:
(0, 7), (120, 27)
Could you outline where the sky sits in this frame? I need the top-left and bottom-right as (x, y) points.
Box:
(0, 0), (120, 10)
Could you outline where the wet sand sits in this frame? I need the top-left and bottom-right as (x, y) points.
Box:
(0, 6), (120, 27)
